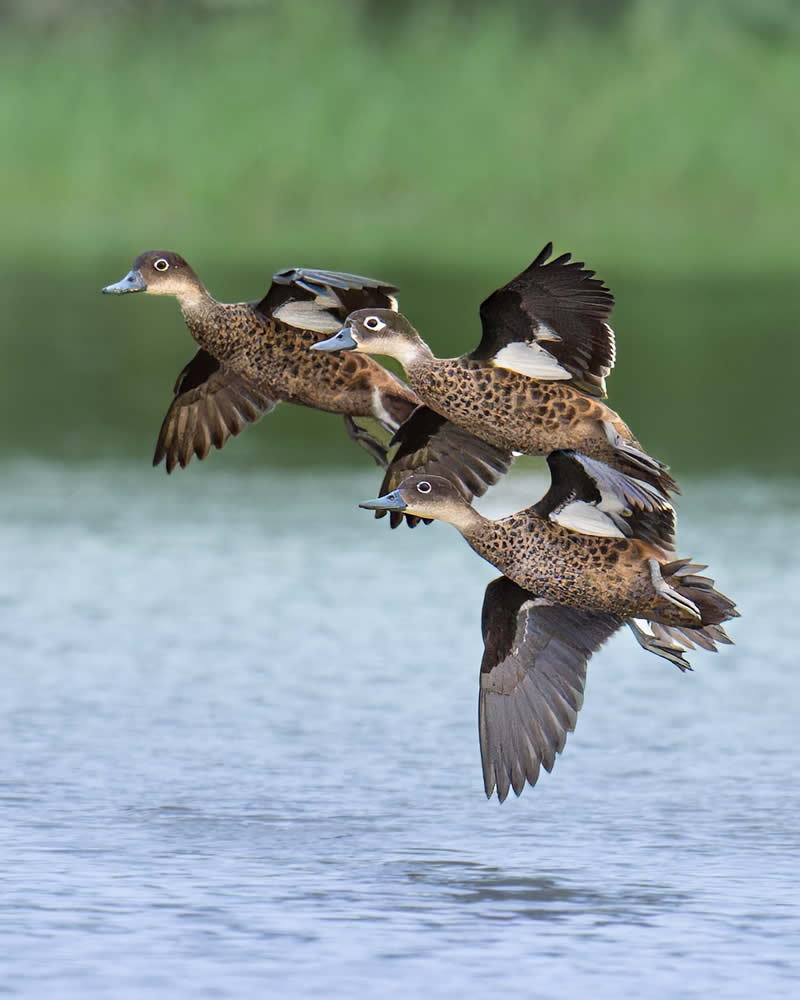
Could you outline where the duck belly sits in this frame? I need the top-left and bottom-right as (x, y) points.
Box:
(469, 521), (656, 619)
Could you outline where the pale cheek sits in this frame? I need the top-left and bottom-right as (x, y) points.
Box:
(145, 276), (184, 296)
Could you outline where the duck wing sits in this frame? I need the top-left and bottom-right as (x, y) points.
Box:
(471, 243), (615, 397)
(531, 450), (676, 556)
(154, 349), (277, 472)
(479, 576), (622, 802)
(254, 267), (399, 334)
(376, 405), (514, 528)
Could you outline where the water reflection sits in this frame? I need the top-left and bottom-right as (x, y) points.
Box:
(399, 856), (688, 925)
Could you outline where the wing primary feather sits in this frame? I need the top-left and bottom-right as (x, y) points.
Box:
(478, 577), (623, 800)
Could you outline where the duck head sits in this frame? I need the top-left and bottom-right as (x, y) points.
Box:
(102, 251), (206, 304)
(311, 309), (428, 368)
(359, 473), (479, 530)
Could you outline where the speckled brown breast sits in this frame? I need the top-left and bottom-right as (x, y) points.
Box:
(185, 302), (418, 420)
(408, 357), (636, 462)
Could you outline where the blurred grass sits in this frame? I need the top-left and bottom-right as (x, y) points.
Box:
(1, 0), (798, 473)
(2, 0), (798, 273)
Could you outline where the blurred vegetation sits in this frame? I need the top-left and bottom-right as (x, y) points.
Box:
(2, 0), (798, 474)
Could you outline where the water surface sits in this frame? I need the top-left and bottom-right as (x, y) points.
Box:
(1, 462), (798, 998)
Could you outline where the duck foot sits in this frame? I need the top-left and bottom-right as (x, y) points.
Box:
(626, 619), (692, 671)
(343, 416), (389, 468)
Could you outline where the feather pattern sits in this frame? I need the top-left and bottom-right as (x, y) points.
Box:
(376, 405), (514, 528)
(153, 349), (276, 472)
(472, 242), (615, 397)
(532, 450), (676, 556)
(479, 576), (622, 801)
(255, 267), (398, 329)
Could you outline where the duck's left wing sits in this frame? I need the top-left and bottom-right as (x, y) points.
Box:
(375, 405), (514, 528)
(531, 450), (676, 556)
(254, 268), (399, 333)
(154, 350), (277, 472)
(479, 576), (622, 802)
(471, 243), (615, 397)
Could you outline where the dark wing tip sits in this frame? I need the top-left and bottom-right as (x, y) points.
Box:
(379, 406), (513, 529)
(153, 355), (275, 475)
(479, 579), (623, 801)
(256, 267), (399, 325)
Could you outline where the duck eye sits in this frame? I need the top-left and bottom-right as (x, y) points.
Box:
(154, 258), (170, 272)
(416, 481), (432, 494)
(363, 316), (384, 331)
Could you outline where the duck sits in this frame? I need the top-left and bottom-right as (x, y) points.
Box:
(312, 243), (677, 497)
(359, 452), (737, 801)
(102, 251), (417, 469)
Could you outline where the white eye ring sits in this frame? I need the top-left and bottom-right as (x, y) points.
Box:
(416, 481), (432, 494)
(154, 258), (170, 272)
(363, 315), (385, 331)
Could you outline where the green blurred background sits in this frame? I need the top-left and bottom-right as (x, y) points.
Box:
(2, 0), (798, 475)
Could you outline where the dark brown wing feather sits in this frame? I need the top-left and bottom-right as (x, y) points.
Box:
(472, 243), (615, 397)
(531, 450), (676, 556)
(479, 576), (622, 802)
(254, 267), (398, 328)
(153, 350), (277, 473)
(376, 405), (514, 528)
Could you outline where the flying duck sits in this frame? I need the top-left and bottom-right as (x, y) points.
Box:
(312, 243), (677, 497)
(102, 251), (427, 469)
(360, 453), (737, 800)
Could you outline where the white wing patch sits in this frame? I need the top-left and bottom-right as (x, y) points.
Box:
(550, 500), (626, 538)
(371, 386), (399, 430)
(491, 342), (572, 380)
(272, 300), (343, 334)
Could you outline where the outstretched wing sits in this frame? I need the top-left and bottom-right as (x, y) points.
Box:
(376, 405), (514, 528)
(153, 350), (277, 472)
(471, 243), (615, 397)
(254, 267), (399, 334)
(479, 576), (622, 802)
(531, 450), (676, 557)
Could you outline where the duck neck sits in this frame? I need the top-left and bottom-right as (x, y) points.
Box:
(178, 289), (231, 355)
(389, 336), (435, 373)
(177, 283), (215, 322)
(447, 504), (489, 540)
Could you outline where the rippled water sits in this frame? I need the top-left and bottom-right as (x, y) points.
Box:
(2, 461), (798, 998)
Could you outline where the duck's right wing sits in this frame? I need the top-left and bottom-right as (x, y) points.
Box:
(479, 576), (622, 802)
(153, 349), (277, 472)
(376, 405), (514, 528)
(531, 450), (676, 557)
(471, 243), (615, 397)
(254, 268), (399, 333)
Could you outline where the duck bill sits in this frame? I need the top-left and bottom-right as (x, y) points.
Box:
(358, 490), (408, 512)
(310, 328), (357, 352)
(102, 269), (147, 294)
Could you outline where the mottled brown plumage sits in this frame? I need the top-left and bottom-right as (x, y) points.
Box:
(312, 244), (677, 496)
(103, 251), (419, 471)
(360, 466), (736, 636)
(404, 357), (668, 482)
(360, 459), (738, 802)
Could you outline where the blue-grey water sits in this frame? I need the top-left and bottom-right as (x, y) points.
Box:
(2, 461), (798, 998)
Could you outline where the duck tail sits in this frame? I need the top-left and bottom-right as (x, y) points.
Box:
(601, 420), (679, 496)
(661, 558), (739, 627)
